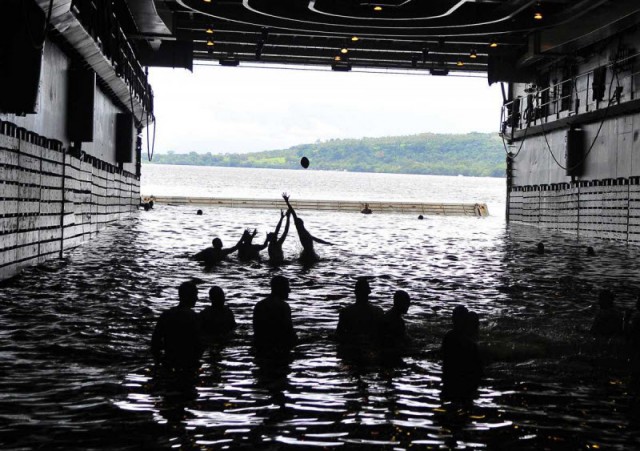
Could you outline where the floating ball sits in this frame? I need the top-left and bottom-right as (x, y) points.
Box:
(300, 157), (310, 169)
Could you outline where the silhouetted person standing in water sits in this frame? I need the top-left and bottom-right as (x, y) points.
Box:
(282, 192), (333, 263)
(336, 278), (384, 345)
(441, 305), (483, 402)
(379, 290), (411, 347)
(267, 210), (291, 265)
(253, 275), (298, 354)
(199, 286), (236, 339)
(237, 229), (269, 261)
(151, 281), (203, 371)
(591, 289), (624, 337)
(193, 237), (241, 265)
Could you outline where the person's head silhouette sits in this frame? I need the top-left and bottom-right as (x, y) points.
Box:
(271, 275), (290, 300)
(536, 242), (545, 254)
(209, 286), (225, 308)
(452, 305), (469, 332)
(355, 278), (371, 303)
(178, 281), (198, 309)
(393, 290), (410, 314)
(212, 238), (223, 249)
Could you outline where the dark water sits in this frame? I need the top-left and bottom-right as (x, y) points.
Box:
(2, 205), (640, 450)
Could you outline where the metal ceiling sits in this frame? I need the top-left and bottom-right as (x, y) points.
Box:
(123, 0), (640, 76)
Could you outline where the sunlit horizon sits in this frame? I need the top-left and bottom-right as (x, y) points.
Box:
(146, 64), (503, 156)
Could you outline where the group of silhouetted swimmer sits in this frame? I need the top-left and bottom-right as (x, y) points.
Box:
(192, 193), (333, 265)
(151, 275), (484, 402)
(535, 241), (596, 257)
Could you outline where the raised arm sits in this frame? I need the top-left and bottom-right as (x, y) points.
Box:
(256, 234), (269, 251)
(278, 210), (291, 246)
(273, 210), (285, 237)
(222, 238), (241, 256)
(282, 192), (298, 220)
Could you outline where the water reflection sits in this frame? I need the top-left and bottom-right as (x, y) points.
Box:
(2, 205), (640, 449)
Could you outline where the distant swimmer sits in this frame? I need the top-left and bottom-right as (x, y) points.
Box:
(193, 237), (241, 265)
(591, 289), (624, 337)
(197, 209), (203, 215)
(237, 229), (269, 261)
(336, 277), (384, 345)
(253, 275), (298, 353)
(587, 246), (596, 256)
(199, 286), (236, 339)
(267, 209), (291, 265)
(536, 242), (545, 255)
(140, 199), (154, 211)
(441, 305), (483, 402)
(379, 290), (411, 347)
(151, 281), (203, 371)
(282, 192), (333, 263)
(418, 215), (424, 220)
(361, 203), (372, 214)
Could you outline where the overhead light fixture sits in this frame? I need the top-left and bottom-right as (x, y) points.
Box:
(340, 47), (348, 54)
(203, 0), (212, 3)
(332, 61), (352, 72)
(334, 55), (341, 61)
(373, 6), (382, 11)
(430, 68), (449, 76)
(534, 3), (543, 20)
(470, 49), (477, 59)
(489, 41), (498, 48)
(205, 26), (214, 34)
(206, 39), (214, 47)
(456, 61), (464, 67)
(351, 36), (359, 42)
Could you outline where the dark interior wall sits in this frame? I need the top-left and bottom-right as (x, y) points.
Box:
(507, 28), (640, 243)
(0, 33), (141, 280)
(0, 37), (138, 174)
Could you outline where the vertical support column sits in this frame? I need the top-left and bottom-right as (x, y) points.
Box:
(59, 151), (66, 259)
(506, 152), (513, 223)
(576, 182), (581, 239)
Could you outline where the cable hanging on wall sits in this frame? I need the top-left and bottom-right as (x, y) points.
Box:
(539, 61), (619, 173)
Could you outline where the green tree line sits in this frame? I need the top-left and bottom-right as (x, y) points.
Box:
(146, 132), (506, 177)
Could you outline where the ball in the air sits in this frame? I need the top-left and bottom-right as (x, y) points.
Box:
(300, 157), (310, 169)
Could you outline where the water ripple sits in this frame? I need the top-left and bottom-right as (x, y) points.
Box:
(2, 204), (640, 449)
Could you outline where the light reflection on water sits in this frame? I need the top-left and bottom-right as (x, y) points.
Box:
(2, 200), (640, 449)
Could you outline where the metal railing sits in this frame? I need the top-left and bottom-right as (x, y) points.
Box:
(500, 49), (640, 137)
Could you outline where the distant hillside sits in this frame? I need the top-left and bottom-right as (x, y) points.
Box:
(147, 132), (506, 177)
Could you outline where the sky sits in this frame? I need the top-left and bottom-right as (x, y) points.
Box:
(146, 64), (504, 155)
